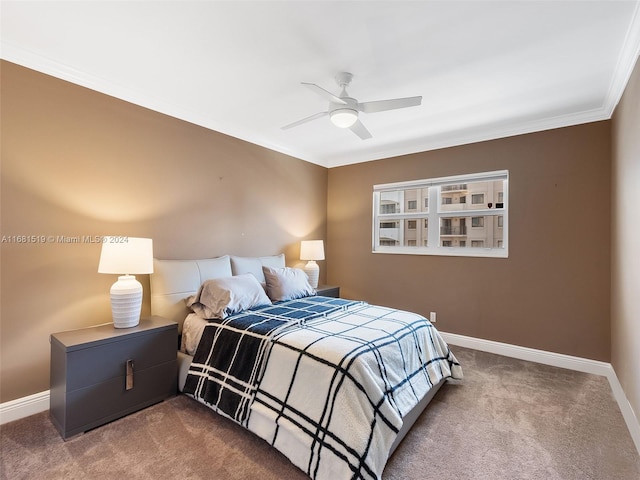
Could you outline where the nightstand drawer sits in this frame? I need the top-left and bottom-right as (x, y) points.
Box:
(63, 329), (176, 390)
(64, 360), (176, 434)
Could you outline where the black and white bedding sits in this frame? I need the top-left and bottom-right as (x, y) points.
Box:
(150, 256), (463, 479)
(183, 295), (462, 480)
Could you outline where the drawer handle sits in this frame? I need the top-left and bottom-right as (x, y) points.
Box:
(126, 359), (134, 390)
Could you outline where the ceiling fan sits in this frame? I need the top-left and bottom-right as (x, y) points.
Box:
(281, 72), (422, 140)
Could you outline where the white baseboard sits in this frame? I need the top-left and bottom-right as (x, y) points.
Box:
(442, 331), (640, 456)
(601, 366), (640, 456)
(441, 332), (612, 375)
(2, 334), (639, 456)
(0, 390), (50, 425)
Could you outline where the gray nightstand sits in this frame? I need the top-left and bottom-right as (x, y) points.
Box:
(50, 316), (177, 439)
(316, 285), (340, 298)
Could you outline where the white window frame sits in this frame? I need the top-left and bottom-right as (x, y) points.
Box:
(372, 170), (508, 258)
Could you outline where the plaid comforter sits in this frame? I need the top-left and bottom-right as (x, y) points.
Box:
(184, 297), (359, 423)
(185, 297), (462, 480)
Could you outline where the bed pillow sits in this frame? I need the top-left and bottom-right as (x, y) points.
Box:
(230, 254), (286, 285)
(186, 274), (271, 319)
(262, 266), (316, 302)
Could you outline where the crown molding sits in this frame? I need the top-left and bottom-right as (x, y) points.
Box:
(603, 0), (640, 116)
(3, 2), (640, 171)
(0, 41), (328, 168)
(325, 105), (612, 168)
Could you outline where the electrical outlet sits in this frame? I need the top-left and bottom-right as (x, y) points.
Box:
(429, 311), (437, 323)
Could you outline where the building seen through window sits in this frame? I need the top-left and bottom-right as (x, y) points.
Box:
(373, 171), (508, 257)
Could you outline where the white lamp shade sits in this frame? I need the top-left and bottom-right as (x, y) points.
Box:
(98, 237), (154, 274)
(98, 237), (153, 328)
(300, 240), (325, 261)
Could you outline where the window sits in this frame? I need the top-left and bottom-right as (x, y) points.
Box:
(380, 203), (397, 214)
(373, 170), (508, 257)
(472, 194), (485, 204)
(471, 217), (484, 227)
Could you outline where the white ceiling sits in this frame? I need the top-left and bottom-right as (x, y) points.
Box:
(2, 1), (640, 168)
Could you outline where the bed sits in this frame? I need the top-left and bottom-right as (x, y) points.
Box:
(150, 254), (462, 480)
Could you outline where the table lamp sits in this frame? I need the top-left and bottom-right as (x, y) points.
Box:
(300, 240), (325, 289)
(98, 237), (153, 328)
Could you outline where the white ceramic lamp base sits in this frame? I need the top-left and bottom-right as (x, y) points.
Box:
(303, 260), (320, 289)
(110, 275), (142, 328)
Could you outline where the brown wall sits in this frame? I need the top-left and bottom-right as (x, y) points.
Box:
(0, 59), (624, 406)
(611, 56), (640, 423)
(0, 61), (328, 403)
(327, 122), (611, 361)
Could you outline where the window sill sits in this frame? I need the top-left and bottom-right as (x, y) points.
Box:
(372, 247), (508, 258)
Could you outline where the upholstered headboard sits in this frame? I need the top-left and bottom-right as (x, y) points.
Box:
(150, 254), (285, 332)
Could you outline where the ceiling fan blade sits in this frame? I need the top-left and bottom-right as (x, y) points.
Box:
(302, 82), (347, 105)
(281, 111), (328, 130)
(358, 96), (422, 113)
(349, 119), (372, 140)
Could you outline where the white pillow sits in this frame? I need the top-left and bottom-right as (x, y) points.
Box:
(262, 266), (316, 302)
(186, 274), (271, 319)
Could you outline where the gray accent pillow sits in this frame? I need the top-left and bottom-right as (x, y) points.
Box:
(186, 274), (271, 319)
(262, 266), (316, 302)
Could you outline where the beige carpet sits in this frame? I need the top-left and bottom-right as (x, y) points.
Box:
(2, 347), (639, 479)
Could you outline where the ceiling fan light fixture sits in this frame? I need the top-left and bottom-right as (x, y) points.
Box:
(330, 108), (358, 128)
(283, 73), (420, 140)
